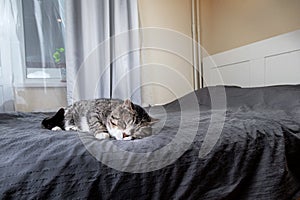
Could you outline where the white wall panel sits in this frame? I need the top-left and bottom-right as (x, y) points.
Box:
(210, 61), (251, 87)
(265, 50), (300, 85)
(203, 29), (300, 87)
(250, 58), (265, 87)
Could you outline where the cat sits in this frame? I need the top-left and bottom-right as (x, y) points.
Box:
(42, 99), (158, 140)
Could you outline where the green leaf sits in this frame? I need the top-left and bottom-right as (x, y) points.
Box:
(58, 48), (65, 53)
(53, 51), (61, 63)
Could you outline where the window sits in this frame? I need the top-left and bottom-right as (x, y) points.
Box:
(22, 0), (65, 80)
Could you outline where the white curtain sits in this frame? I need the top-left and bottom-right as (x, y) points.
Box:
(65, 0), (141, 105)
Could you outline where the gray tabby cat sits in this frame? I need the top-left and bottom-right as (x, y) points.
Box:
(42, 99), (158, 140)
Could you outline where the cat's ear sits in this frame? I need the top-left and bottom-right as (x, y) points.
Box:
(123, 99), (134, 111)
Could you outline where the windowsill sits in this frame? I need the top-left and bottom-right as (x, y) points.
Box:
(14, 80), (66, 88)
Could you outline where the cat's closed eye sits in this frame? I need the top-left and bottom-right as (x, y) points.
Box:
(110, 120), (117, 126)
(111, 115), (119, 120)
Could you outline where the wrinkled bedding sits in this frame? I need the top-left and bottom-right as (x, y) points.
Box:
(0, 85), (300, 199)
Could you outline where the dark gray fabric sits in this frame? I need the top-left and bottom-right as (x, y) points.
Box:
(1, 85), (300, 199)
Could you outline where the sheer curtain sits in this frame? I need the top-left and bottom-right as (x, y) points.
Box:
(0, 0), (67, 112)
(65, 0), (141, 105)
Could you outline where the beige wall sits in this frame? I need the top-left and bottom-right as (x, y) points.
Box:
(200, 0), (300, 55)
(15, 87), (67, 112)
(139, 0), (194, 105)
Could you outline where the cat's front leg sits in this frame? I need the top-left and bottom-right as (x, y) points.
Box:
(88, 114), (110, 140)
(95, 132), (110, 140)
(94, 128), (110, 140)
(93, 127), (110, 140)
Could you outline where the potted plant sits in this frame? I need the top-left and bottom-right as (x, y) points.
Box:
(53, 47), (66, 82)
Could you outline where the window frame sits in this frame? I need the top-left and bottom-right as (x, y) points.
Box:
(14, 0), (66, 88)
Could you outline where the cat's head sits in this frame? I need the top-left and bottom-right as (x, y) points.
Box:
(106, 99), (158, 140)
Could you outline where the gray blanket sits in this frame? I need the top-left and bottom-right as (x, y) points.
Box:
(0, 85), (300, 199)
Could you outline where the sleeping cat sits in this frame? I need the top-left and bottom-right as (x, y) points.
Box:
(42, 99), (158, 140)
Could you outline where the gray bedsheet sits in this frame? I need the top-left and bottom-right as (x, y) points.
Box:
(0, 85), (300, 199)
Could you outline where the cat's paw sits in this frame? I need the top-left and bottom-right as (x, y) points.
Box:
(65, 125), (80, 131)
(51, 126), (62, 131)
(95, 132), (110, 140)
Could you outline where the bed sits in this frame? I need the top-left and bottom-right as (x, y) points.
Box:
(0, 85), (300, 199)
